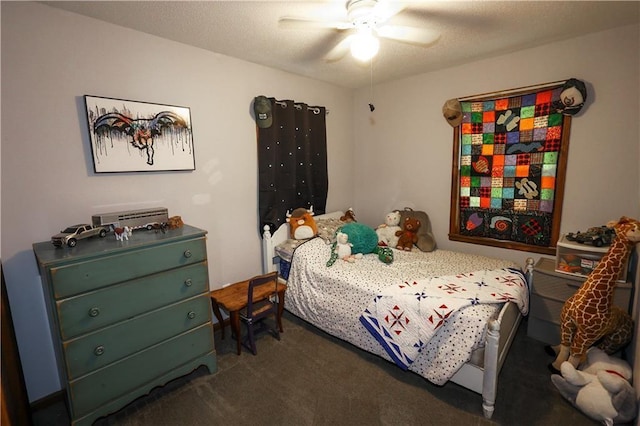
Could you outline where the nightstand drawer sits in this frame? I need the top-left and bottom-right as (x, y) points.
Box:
(527, 317), (561, 345)
(50, 238), (207, 298)
(56, 262), (208, 340)
(532, 269), (632, 311)
(68, 322), (214, 419)
(63, 295), (211, 380)
(529, 293), (564, 323)
(532, 271), (582, 301)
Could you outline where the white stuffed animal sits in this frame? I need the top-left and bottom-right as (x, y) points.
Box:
(376, 211), (401, 247)
(551, 347), (637, 425)
(335, 231), (362, 263)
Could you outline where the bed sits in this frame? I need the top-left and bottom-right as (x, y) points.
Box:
(261, 211), (533, 419)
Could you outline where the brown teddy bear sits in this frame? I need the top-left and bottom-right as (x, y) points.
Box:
(395, 217), (421, 251)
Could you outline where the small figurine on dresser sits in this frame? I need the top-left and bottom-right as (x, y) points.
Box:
(167, 215), (184, 229)
(114, 226), (132, 241)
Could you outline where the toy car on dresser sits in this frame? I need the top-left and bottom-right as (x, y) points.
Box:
(51, 224), (108, 247)
(565, 225), (615, 247)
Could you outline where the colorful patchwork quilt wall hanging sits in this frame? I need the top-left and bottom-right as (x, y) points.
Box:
(451, 83), (571, 253)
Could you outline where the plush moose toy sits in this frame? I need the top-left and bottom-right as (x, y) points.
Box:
(286, 206), (317, 240)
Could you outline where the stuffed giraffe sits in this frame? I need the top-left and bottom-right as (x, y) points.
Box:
(548, 216), (639, 373)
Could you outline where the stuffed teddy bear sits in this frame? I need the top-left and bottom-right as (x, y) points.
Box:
(395, 217), (421, 251)
(376, 210), (401, 247)
(398, 207), (436, 252)
(551, 347), (637, 425)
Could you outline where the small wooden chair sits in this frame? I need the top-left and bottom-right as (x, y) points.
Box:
(239, 271), (280, 355)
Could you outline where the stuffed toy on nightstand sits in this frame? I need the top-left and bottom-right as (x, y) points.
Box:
(548, 217), (639, 373)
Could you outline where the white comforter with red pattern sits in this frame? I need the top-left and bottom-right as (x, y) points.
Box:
(359, 268), (529, 370)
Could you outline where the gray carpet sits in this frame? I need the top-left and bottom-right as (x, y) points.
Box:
(33, 312), (603, 426)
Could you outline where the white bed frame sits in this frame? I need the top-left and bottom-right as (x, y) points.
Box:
(261, 212), (534, 419)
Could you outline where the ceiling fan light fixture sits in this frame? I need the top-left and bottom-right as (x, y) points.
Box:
(350, 28), (379, 62)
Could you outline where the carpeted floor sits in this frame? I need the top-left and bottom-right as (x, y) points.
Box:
(33, 312), (604, 426)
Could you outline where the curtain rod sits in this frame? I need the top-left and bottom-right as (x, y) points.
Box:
(273, 100), (329, 115)
(457, 80), (567, 102)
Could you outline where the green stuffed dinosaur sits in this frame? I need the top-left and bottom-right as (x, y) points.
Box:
(327, 222), (393, 266)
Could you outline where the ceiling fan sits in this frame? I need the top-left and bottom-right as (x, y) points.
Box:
(279, 0), (441, 62)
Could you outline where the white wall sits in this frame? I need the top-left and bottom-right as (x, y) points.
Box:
(1, 2), (353, 402)
(352, 24), (640, 268)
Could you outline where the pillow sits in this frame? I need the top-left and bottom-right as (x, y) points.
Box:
(316, 218), (345, 244)
(398, 207), (436, 252)
(274, 238), (304, 262)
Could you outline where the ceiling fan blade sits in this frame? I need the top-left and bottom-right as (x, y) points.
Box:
(279, 17), (352, 30)
(324, 34), (355, 62)
(376, 25), (441, 46)
(371, 1), (406, 25)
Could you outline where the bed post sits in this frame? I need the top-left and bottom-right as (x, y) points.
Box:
(525, 257), (535, 290)
(481, 258), (533, 419)
(481, 318), (499, 419)
(262, 225), (275, 274)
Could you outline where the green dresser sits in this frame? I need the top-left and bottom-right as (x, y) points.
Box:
(33, 224), (217, 425)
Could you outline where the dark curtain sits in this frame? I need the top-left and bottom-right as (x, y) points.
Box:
(257, 98), (328, 236)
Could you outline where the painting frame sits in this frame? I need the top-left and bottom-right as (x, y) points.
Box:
(448, 81), (572, 255)
(84, 95), (195, 173)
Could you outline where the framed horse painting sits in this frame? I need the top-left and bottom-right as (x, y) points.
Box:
(84, 95), (195, 173)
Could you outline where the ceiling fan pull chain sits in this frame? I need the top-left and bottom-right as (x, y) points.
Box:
(369, 59), (375, 112)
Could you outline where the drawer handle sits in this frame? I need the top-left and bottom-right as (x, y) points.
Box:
(184, 278), (193, 287)
(187, 311), (196, 320)
(94, 346), (105, 356)
(183, 250), (192, 258)
(88, 307), (100, 317)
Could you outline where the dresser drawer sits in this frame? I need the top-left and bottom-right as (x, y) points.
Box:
(50, 238), (207, 298)
(68, 322), (214, 419)
(63, 295), (211, 380)
(56, 262), (208, 340)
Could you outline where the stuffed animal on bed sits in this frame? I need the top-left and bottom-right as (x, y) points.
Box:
(376, 211), (401, 247)
(340, 208), (357, 223)
(334, 231), (361, 263)
(327, 223), (393, 266)
(286, 206), (317, 240)
(395, 216), (421, 251)
(399, 208), (436, 252)
(551, 347), (637, 425)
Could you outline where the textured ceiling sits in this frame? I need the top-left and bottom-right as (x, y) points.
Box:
(42, 1), (640, 89)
